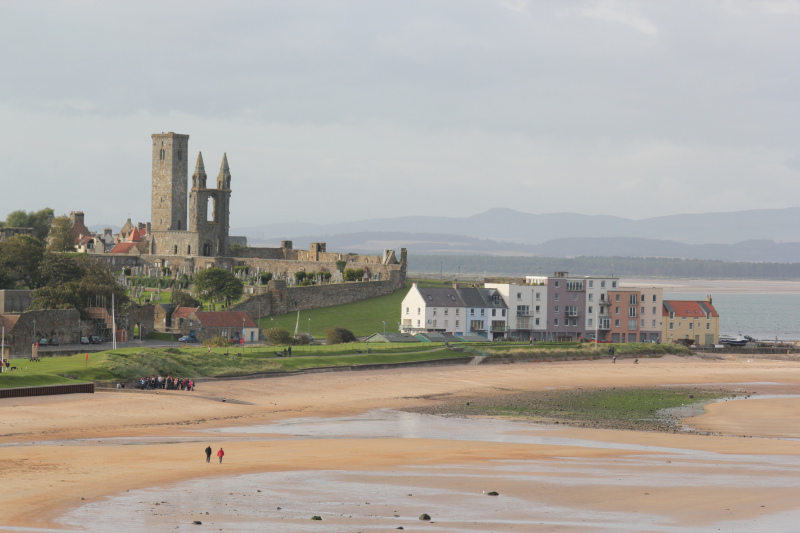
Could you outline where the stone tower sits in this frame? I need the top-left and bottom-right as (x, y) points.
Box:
(151, 132), (189, 232)
(188, 152), (232, 257)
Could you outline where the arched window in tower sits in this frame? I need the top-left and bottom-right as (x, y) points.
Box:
(226, 178), (230, 189)
(160, 149), (165, 160)
(187, 245), (191, 255)
(193, 177), (197, 188)
(207, 196), (217, 222)
(177, 220), (181, 230)
(203, 243), (211, 256)
(174, 245), (178, 255)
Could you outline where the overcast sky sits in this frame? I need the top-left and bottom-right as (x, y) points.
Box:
(2, 0), (799, 229)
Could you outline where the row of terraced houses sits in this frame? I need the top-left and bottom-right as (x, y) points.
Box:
(400, 272), (720, 345)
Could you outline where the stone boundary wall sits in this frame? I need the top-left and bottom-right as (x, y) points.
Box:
(4, 309), (83, 356)
(229, 274), (407, 318)
(236, 257), (402, 283)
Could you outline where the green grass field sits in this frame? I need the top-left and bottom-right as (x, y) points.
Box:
(0, 344), (461, 387)
(258, 283), (412, 338)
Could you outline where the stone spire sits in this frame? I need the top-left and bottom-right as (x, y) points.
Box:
(192, 151), (207, 189)
(217, 153), (231, 189)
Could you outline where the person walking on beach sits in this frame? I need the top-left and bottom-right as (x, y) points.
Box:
(217, 447), (225, 463)
(205, 445), (212, 463)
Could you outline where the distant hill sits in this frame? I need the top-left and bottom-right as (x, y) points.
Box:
(235, 207), (800, 247)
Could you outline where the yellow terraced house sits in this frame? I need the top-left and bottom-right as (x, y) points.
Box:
(662, 299), (720, 346)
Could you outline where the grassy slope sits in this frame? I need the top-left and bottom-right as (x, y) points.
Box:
(259, 283), (412, 338)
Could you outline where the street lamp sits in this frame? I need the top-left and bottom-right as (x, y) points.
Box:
(308, 317), (311, 335)
(382, 321), (386, 334)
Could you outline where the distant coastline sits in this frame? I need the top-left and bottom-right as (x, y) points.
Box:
(624, 278), (800, 294)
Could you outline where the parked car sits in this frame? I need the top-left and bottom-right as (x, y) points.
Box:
(178, 335), (197, 343)
(38, 338), (48, 346)
(50, 338), (59, 346)
(80, 337), (90, 345)
(89, 336), (102, 344)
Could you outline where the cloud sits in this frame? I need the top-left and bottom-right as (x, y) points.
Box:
(559, 0), (659, 35)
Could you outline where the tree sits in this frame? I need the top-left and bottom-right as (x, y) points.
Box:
(344, 268), (364, 282)
(193, 267), (243, 306)
(294, 271), (306, 283)
(4, 208), (55, 241)
(326, 327), (356, 345)
(172, 288), (202, 309)
(335, 260), (347, 273)
(229, 243), (247, 256)
(47, 215), (76, 252)
(29, 255), (128, 317)
(265, 327), (292, 345)
(0, 235), (46, 288)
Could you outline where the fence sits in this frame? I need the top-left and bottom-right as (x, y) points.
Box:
(0, 382), (94, 399)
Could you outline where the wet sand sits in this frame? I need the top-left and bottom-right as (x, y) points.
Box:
(4, 355), (800, 531)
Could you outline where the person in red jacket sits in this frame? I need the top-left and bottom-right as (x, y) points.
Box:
(217, 448), (224, 463)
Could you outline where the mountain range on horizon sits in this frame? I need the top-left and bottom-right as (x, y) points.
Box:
(91, 207), (800, 263)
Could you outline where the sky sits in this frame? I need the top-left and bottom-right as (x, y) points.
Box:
(1, 0), (799, 230)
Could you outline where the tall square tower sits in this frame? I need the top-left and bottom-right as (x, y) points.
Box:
(151, 132), (190, 232)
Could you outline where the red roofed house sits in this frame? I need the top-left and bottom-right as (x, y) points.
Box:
(172, 306), (200, 332)
(181, 311), (260, 343)
(663, 298), (719, 346)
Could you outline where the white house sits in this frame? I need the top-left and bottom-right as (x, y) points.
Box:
(400, 283), (509, 339)
(485, 280), (548, 341)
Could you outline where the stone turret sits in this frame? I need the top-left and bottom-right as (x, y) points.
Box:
(217, 153), (230, 190)
(192, 152), (207, 189)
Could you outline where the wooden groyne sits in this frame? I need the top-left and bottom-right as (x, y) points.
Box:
(0, 382), (94, 399)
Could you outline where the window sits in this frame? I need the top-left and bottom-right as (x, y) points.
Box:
(554, 305), (559, 313)
(566, 281), (583, 291)
(641, 306), (645, 315)
(535, 318), (540, 325)
(535, 305), (540, 312)
(555, 281), (560, 288)
(554, 294), (560, 301)
(588, 318), (593, 327)
(517, 305), (530, 315)
(689, 322), (694, 330)
(641, 319), (645, 327)
(615, 306), (620, 315)
(601, 281), (606, 288)
(456, 309), (460, 315)
(629, 294), (637, 305)
(588, 293), (593, 301)
(444, 308), (448, 315)
(471, 309), (475, 316)
(629, 307), (637, 317)
(481, 309), (485, 316)
(444, 320), (449, 328)
(536, 292), (541, 301)
(612, 281), (617, 288)
(589, 280), (594, 288)
(565, 305), (578, 317)
(417, 320), (421, 327)
(588, 306), (593, 314)
(706, 311), (711, 319)
(669, 322), (674, 330)
(433, 320), (437, 327)
(669, 311), (675, 319)
(572, 318), (577, 326)
(615, 319), (620, 327)
(706, 323), (710, 330)
(502, 309), (506, 317)
(433, 308), (437, 316)
(615, 294), (620, 302)
(417, 308), (421, 315)
(517, 292), (522, 300)
(492, 309), (496, 316)
(653, 294), (657, 302)
(456, 320), (460, 327)
(406, 307), (409, 315)
(554, 318), (559, 326)
(628, 319), (637, 331)
(653, 307), (657, 314)
(189, 320), (193, 327)
(573, 293), (578, 301)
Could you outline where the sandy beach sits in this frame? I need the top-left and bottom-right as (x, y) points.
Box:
(4, 354), (800, 531)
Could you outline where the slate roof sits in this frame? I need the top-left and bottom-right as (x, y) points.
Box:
(415, 332), (463, 343)
(663, 300), (719, 318)
(364, 333), (420, 343)
(415, 286), (508, 309)
(193, 311), (258, 328)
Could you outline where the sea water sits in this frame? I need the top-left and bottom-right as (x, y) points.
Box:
(665, 292), (800, 341)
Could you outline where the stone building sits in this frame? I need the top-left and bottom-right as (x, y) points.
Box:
(148, 132), (231, 258)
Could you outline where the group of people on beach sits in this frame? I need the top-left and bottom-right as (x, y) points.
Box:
(205, 445), (224, 463)
(137, 375), (194, 391)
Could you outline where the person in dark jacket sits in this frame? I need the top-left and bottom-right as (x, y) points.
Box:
(205, 445), (212, 463)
